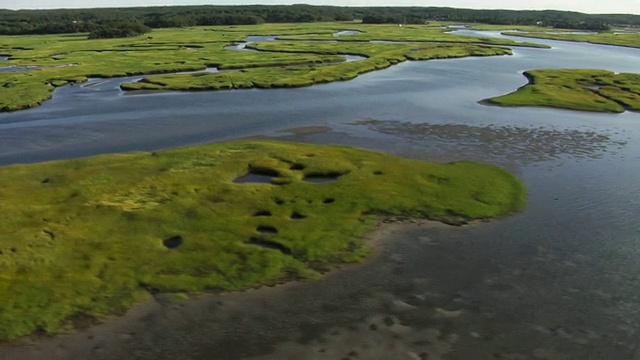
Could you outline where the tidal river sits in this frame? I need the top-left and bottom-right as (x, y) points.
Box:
(0, 31), (639, 359)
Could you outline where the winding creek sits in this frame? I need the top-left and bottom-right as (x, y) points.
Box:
(224, 34), (367, 62)
(1, 31), (640, 359)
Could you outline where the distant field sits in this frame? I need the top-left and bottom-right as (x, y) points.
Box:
(0, 22), (544, 112)
(484, 69), (640, 113)
(460, 23), (640, 49)
(501, 30), (640, 49)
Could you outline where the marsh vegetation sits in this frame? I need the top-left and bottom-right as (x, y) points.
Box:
(0, 140), (525, 340)
(0, 22), (539, 112)
(501, 30), (640, 49)
(485, 69), (640, 113)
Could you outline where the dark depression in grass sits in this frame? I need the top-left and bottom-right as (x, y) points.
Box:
(0, 141), (526, 340)
(484, 69), (640, 113)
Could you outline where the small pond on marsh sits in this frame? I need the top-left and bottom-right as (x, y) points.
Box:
(0, 31), (639, 359)
(223, 35), (277, 51)
(0, 63), (77, 73)
(333, 30), (362, 37)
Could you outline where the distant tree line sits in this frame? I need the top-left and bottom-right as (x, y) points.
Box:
(88, 20), (151, 39)
(0, 5), (638, 38)
(360, 8), (619, 30)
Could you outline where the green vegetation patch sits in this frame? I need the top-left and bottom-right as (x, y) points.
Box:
(276, 23), (550, 48)
(501, 31), (640, 49)
(0, 140), (526, 340)
(485, 69), (640, 113)
(1, 22), (536, 112)
(122, 42), (512, 91)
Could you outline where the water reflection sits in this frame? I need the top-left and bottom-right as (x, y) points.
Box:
(333, 30), (362, 37)
(0, 63), (77, 73)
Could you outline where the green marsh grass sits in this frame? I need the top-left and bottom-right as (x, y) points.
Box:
(485, 69), (640, 113)
(0, 22), (542, 112)
(0, 140), (526, 340)
(501, 31), (640, 49)
(124, 41), (512, 91)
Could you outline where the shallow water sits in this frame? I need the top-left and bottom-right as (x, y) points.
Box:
(224, 35), (278, 52)
(0, 63), (76, 73)
(333, 30), (362, 37)
(175, 67), (220, 75)
(0, 32), (640, 359)
(234, 173), (274, 184)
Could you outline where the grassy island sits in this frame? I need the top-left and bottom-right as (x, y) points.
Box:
(122, 41), (511, 91)
(484, 69), (640, 113)
(0, 141), (526, 340)
(0, 22), (544, 112)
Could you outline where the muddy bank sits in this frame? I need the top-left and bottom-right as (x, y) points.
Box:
(3, 213), (637, 359)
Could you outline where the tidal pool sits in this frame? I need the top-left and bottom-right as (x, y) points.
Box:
(0, 63), (77, 73)
(0, 32), (639, 359)
(333, 30), (362, 37)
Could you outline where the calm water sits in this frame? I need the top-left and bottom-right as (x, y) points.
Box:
(1, 32), (639, 359)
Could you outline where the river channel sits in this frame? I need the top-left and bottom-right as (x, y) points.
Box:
(0, 31), (639, 359)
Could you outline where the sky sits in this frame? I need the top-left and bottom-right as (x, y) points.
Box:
(2, 0), (639, 14)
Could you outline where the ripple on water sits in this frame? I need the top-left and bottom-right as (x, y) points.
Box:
(350, 119), (629, 164)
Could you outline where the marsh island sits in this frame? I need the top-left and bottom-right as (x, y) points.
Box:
(485, 69), (640, 113)
(0, 140), (525, 340)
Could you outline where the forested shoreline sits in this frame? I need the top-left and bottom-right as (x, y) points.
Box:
(1, 5), (639, 37)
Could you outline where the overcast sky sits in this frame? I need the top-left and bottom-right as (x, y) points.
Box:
(2, 0), (639, 14)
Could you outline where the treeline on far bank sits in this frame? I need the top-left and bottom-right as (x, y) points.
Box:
(1, 5), (639, 38)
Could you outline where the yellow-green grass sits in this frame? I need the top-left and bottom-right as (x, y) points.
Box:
(208, 21), (547, 48)
(0, 140), (526, 340)
(485, 69), (640, 113)
(122, 42), (512, 91)
(0, 22), (543, 112)
(468, 24), (567, 31)
(274, 22), (549, 48)
(501, 31), (640, 49)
